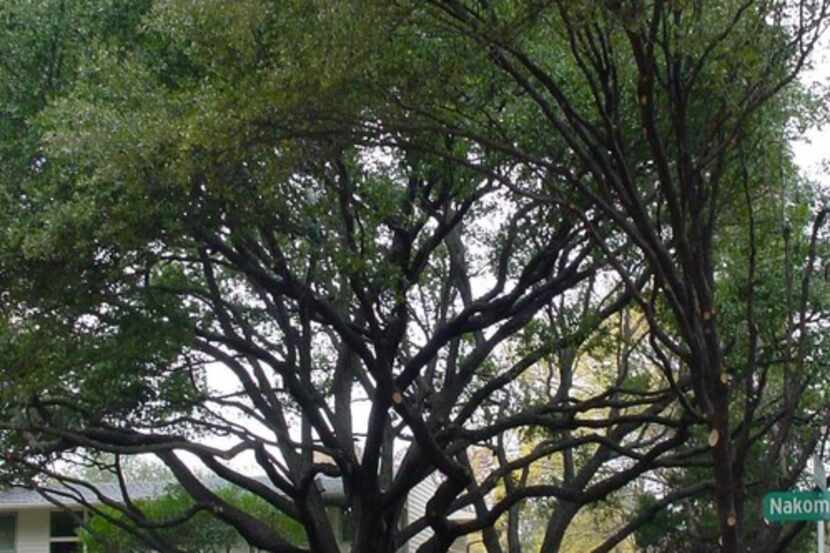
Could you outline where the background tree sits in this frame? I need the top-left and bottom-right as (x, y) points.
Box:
(81, 483), (307, 553)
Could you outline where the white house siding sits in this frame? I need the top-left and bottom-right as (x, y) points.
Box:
(15, 510), (49, 553)
(403, 473), (435, 553)
(402, 474), (470, 553)
(448, 537), (468, 553)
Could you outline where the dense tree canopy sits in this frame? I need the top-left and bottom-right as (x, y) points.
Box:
(1, 2), (829, 553)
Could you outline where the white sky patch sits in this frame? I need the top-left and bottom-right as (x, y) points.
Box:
(793, 35), (830, 180)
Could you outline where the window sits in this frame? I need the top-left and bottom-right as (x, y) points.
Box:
(0, 515), (15, 553)
(50, 511), (83, 553)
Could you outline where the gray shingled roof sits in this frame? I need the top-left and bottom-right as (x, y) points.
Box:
(0, 475), (344, 511)
(0, 481), (168, 509)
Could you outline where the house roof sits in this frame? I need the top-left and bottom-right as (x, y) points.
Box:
(0, 475), (344, 511)
(0, 481), (167, 510)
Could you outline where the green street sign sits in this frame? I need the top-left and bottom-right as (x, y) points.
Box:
(763, 491), (830, 522)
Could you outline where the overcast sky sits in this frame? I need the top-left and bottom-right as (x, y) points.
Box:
(793, 39), (829, 180)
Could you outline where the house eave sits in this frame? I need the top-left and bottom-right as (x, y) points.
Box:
(0, 501), (95, 511)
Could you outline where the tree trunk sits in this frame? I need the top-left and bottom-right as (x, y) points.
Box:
(710, 390), (741, 553)
(539, 502), (581, 552)
(352, 497), (407, 553)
